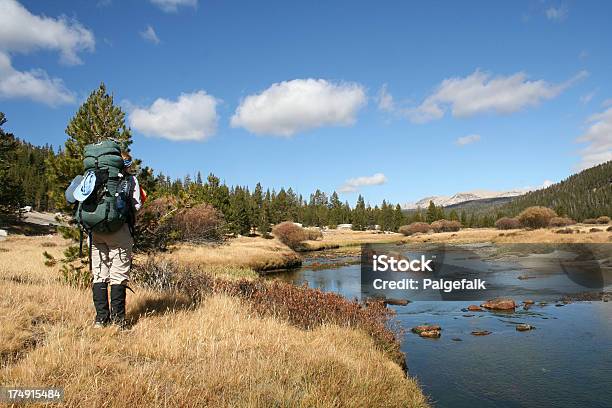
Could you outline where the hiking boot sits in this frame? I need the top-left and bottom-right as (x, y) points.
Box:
(92, 282), (110, 325)
(93, 321), (107, 329)
(110, 284), (127, 328)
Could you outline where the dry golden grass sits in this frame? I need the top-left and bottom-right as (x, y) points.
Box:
(0, 235), (429, 407)
(301, 229), (407, 251)
(163, 236), (302, 272)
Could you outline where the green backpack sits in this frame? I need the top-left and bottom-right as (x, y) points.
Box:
(74, 140), (134, 234)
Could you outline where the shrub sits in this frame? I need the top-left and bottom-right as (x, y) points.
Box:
(495, 217), (521, 230)
(589, 228), (603, 233)
(582, 218), (598, 224)
(136, 196), (182, 251)
(548, 217), (576, 227)
(303, 228), (323, 241)
(170, 203), (224, 243)
(607, 226), (612, 232)
(596, 216), (611, 224)
(272, 222), (309, 250)
(430, 219), (461, 233)
(398, 222), (431, 236)
(517, 206), (557, 229)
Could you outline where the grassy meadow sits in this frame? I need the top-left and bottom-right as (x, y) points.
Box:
(0, 235), (429, 408)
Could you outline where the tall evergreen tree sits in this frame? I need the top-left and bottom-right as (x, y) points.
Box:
(47, 83), (132, 209)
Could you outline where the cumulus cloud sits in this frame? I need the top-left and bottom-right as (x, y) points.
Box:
(140, 25), (160, 45)
(231, 78), (367, 137)
(0, 52), (75, 106)
(575, 107), (612, 170)
(129, 91), (219, 141)
(456, 134), (481, 146)
(150, 0), (197, 13)
(404, 69), (587, 123)
(0, 0), (94, 65)
(546, 5), (568, 22)
(339, 173), (387, 193)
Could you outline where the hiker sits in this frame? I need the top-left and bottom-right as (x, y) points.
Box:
(90, 151), (141, 328)
(66, 141), (143, 328)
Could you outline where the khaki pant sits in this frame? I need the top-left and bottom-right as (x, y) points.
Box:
(90, 224), (133, 285)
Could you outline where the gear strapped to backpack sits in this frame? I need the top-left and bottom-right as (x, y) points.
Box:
(69, 140), (136, 269)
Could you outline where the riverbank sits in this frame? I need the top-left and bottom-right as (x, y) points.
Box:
(0, 235), (429, 407)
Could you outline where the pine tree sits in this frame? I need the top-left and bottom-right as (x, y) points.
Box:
(352, 195), (367, 230)
(426, 201), (437, 223)
(47, 83), (132, 209)
(0, 113), (24, 214)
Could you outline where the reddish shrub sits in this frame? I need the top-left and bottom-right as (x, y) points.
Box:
(548, 217), (576, 227)
(596, 216), (611, 224)
(171, 203), (224, 242)
(398, 222), (431, 236)
(517, 206), (557, 229)
(430, 219), (461, 233)
(272, 222), (309, 249)
(495, 217), (521, 230)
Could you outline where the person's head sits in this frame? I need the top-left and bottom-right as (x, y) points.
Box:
(121, 151), (133, 172)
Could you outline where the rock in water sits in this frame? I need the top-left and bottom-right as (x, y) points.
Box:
(467, 305), (483, 311)
(419, 330), (441, 338)
(523, 299), (535, 305)
(412, 324), (441, 334)
(481, 298), (516, 310)
(471, 330), (492, 336)
(516, 324), (535, 332)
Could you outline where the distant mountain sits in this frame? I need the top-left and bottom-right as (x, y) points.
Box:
(403, 190), (525, 210)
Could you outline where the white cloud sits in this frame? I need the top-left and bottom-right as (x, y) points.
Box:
(231, 78), (367, 137)
(339, 173), (387, 193)
(546, 5), (568, 22)
(129, 91), (219, 141)
(0, 52), (75, 106)
(456, 134), (481, 146)
(405, 69), (587, 123)
(140, 25), (160, 45)
(0, 0), (94, 65)
(150, 0), (197, 13)
(602, 99), (612, 108)
(575, 107), (612, 170)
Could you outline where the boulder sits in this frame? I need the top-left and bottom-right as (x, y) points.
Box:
(419, 330), (441, 338)
(481, 298), (516, 310)
(516, 324), (535, 332)
(412, 324), (441, 334)
(467, 305), (483, 311)
(0, 229), (7, 237)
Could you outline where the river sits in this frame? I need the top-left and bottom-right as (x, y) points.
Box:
(266, 244), (612, 408)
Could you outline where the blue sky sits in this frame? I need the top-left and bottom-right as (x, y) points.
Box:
(1, 0), (611, 206)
